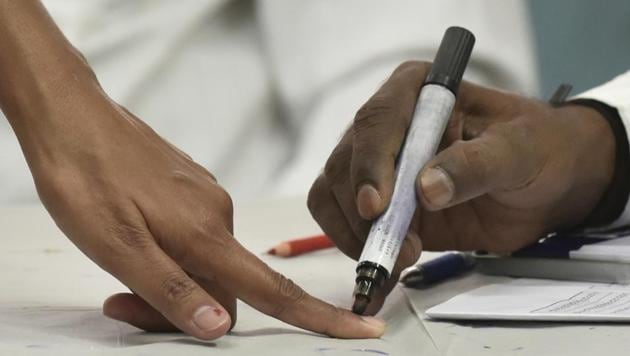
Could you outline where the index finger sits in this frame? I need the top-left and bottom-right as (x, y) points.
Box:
(351, 61), (431, 219)
(185, 229), (386, 339)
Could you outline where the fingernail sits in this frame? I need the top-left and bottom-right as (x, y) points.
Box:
(357, 184), (382, 218)
(360, 316), (386, 337)
(420, 167), (454, 208)
(193, 306), (230, 332)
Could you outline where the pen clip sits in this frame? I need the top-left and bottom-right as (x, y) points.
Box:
(548, 83), (573, 106)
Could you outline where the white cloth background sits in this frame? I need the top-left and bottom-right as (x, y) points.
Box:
(0, 0), (538, 203)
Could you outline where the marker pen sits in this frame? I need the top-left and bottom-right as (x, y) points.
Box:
(352, 27), (475, 314)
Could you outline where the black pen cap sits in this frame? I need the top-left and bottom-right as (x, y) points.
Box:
(424, 26), (475, 95)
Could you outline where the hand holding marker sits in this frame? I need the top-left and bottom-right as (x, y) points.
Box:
(265, 28), (475, 312)
(398, 83), (574, 287)
(352, 27), (475, 314)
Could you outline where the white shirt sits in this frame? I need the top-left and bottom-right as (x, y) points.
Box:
(0, 0), (538, 203)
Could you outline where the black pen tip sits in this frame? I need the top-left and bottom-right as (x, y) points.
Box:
(400, 272), (424, 286)
(352, 294), (369, 315)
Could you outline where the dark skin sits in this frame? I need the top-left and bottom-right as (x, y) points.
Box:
(0, 0), (616, 338)
(0, 0), (384, 340)
(308, 61), (616, 314)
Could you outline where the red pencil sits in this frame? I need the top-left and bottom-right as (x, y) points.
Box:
(267, 234), (335, 257)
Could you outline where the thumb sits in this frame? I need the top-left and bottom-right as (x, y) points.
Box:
(416, 124), (539, 210)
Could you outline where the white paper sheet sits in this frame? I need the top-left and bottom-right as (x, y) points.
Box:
(570, 236), (630, 262)
(426, 279), (630, 321)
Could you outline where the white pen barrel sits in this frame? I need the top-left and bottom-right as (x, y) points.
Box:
(358, 84), (456, 273)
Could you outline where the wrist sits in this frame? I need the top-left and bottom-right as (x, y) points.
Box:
(553, 103), (616, 228)
(563, 99), (630, 229)
(3, 63), (111, 164)
(4, 64), (104, 132)
(0, 0), (111, 164)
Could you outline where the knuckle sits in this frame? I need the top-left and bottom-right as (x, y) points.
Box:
(36, 168), (90, 213)
(393, 60), (431, 83)
(353, 95), (411, 154)
(395, 60), (426, 75)
(354, 98), (405, 135)
(460, 142), (486, 167)
(269, 272), (306, 318)
(177, 162), (217, 183)
(350, 152), (393, 190)
(197, 217), (233, 248)
(307, 176), (327, 218)
(212, 186), (234, 218)
(170, 170), (194, 184)
(458, 141), (494, 182)
(323, 145), (352, 184)
(160, 272), (197, 304)
(191, 193), (234, 243)
(347, 217), (370, 242)
(107, 221), (152, 250)
(205, 169), (218, 183)
(214, 188), (234, 217)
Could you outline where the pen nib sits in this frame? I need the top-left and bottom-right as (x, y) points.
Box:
(400, 271), (424, 286)
(352, 294), (369, 315)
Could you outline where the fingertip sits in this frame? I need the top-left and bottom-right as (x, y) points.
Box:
(359, 316), (387, 338)
(191, 306), (232, 340)
(356, 184), (383, 219)
(102, 293), (132, 321)
(322, 307), (386, 339)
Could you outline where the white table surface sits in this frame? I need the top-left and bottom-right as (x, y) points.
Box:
(3, 197), (630, 356)
(0, 197), (439, 356)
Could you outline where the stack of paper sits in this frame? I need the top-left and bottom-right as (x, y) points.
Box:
(475, 235), (630, 283)
(426, 279), (630, 321)
(571, 236), (630, 262)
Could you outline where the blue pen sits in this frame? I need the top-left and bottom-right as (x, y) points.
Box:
(400, 253), (475, 287)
